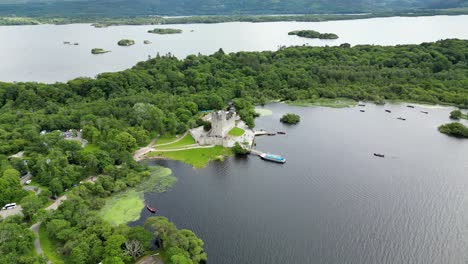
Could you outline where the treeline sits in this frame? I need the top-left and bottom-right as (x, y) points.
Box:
(1, 8), (468, 27)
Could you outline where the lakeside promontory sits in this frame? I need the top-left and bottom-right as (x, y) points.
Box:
(288, 30), (339, 39)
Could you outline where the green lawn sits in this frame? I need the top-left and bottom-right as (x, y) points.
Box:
(287, 98), (357, 108)
(228, 127), (245, 137)
(98, 189), (145, 226)
(149, 146), (232, 168)
(155, 134), (196, 150)
(39, 224), (66, 264)
(155, 134), (179, 145)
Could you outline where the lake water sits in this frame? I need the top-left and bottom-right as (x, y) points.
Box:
(136, 103), (468, 264)
(1, 15), (468, 83)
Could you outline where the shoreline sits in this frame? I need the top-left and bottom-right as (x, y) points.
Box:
(0, 11), (467, 27)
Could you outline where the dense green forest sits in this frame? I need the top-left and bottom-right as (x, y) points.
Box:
(0, 0), (466, 17)
(1, 39), (468, 263)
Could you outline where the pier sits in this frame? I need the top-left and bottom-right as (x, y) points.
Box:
(254, 130), (276, 136)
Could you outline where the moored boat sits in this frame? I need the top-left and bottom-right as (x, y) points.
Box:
(397, 117), (406, 121)
(407, 105), (415, 108)
(146, 204), (156, 213)
(373, 153), (385, 158)
(385, 110), (391, 113)
(277, 131), (286, 135)
(421, 111), (428, 114)
(260, 153), (286, 164)
(360, 110), (365, 112)
(358, 104), (366, 107)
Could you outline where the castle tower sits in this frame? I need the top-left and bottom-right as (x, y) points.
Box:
(209, 110), (236, 137)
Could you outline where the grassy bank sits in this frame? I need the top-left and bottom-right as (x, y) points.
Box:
(149, 146), (232, 169)
(155, 134), (196, 150)
(155, 134), (180, 145)
(287, 98), (357, 108)
(98, 166), (175, 226)
(39, 224), (66, 264)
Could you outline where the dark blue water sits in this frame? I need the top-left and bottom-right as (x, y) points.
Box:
(135, 103), (468, 263)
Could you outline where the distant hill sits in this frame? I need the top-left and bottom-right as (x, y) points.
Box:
(0, 0), (466, 17)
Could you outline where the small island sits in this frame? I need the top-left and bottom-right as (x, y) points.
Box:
(143, 40), (152, 44)
(288, 30), (339, 39)
(91, 48), (111, 54)
(280, 113), (301, 124)
(438, 122), (468, 138)
(148, 28), (182, 34)
(450, 110), (468, 120)
(117, 39), (135, 46)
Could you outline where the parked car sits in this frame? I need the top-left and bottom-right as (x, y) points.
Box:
(25, 180), (32, 185)
(2, 203), (17, 210)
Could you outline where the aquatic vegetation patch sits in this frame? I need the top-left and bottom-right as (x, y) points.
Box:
(255, 108), (273, 116)
(99, 166), (176, 226)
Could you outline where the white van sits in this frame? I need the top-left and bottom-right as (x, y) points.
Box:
(2, 203), (16, 210)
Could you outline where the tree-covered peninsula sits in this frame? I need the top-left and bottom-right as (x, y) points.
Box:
(288, 30), (339, 39)
(117, 39), (135, 46)
(439, 122), (468, 138)
(148, 28), (183, 34)
(1, 39), (468, 263)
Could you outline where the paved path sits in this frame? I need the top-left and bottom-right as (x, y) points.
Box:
(46, 195), (67, 211)
(134, 139), (157, 161)
(23, 185), (42, 195)
(30, 222), (43, 255)
(20, 172), (32, 185)
(134, 133), (199, 161)
(30, 195), (66, 262)
(153, 145), (215, 152)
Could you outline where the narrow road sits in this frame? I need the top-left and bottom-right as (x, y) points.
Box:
(30, 195), (67, 261)
(46, 195), (67, 211)
(30, 222), (43, 255)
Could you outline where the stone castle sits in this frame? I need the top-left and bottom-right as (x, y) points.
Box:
(190, 110), (240, 147)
